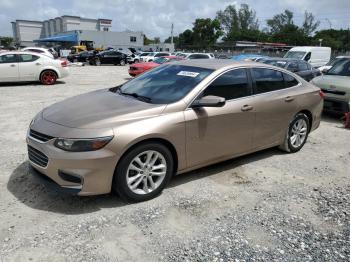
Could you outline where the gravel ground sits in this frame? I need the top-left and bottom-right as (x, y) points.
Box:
(0, 65), (349, 262)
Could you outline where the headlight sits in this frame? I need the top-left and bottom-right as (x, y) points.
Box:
(54, 136), (113, 152)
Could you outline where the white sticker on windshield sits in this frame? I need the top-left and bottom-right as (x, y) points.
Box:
(177, 71), (200, 77)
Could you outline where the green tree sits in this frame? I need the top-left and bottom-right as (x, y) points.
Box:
(314, 29), (350, 51)
(267, 10), (294, 35)
(153, 37), (161, 44)
(0, 37), (13, 48)
(192, 18), (223, 48)
(178, 29), (194, 48)
(302, 11), (320, 37)
(216, 4), (260, 42)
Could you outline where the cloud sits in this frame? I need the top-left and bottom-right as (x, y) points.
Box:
(1, 0), (349, 39)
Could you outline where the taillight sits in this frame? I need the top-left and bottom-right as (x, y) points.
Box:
(61, 60), (67, 67)
(319, 90), (325, 99)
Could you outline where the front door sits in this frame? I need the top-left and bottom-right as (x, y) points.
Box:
(184, 68), (256, 168)
(0, 54), (19, 82)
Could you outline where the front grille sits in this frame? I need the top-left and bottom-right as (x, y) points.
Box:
(321, 88), (346, 96)
(28, 145), (49, 167)
(29, 129), (54, 142)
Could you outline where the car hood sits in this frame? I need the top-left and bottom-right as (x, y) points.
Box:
(42, 89), (166, 129)
(312, 75), (350, 92)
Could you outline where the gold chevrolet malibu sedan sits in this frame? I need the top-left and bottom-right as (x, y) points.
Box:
(27, 60), (323, 202)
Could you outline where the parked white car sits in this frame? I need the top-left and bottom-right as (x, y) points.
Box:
(22, 47), (56, 59)
(318, 56), (350, 73)
(184, 53), (215, 60)
(0, 51), (69, 85)
(140, 52), (171, 62)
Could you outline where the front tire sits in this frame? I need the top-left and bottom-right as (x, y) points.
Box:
(279, 113), (310, 153)
(113, 143), (174, 202)
(119, 59), (126, 66)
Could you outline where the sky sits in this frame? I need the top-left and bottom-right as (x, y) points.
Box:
(1, 0), (350, 40)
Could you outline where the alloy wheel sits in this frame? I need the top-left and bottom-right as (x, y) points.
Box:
(290, 119), (308, 148)
(41, 71), (57, 85)
(126, 150), (167, 195)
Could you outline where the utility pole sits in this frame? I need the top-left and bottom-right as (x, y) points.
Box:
(171, 23), (174, 44)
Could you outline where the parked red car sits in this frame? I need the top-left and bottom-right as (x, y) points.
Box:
(128, 56), (183, 77)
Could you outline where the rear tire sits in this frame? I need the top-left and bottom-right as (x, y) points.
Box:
(95, 58), (101, 66)
(40, 70), (57, 85)
(279, 113), (310, 153)
(112, 143), (174, 202)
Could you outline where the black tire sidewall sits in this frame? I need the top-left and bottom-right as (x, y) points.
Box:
(287, 113), (310, 152)
(113, 143), (174, 202)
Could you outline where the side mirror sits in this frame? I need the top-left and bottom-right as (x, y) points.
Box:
(191, 95), (226, 108)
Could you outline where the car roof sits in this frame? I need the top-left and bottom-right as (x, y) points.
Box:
(0, 51), (51, 58)
(263, 58), (302, 62)
(173, 59), (261, 70)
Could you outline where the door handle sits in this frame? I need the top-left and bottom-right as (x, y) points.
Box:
(10, 64), (16, 67)
(241, 105), (253, 112)
(35, 63), (42, 66)
(285, 96), (295, 102)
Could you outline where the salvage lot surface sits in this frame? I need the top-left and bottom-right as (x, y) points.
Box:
(0, 66), (349, 262)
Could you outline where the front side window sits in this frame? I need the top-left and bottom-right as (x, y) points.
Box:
(202, 69), (250, 100)
(287, 62), (298, 72)
(253, 68), (285, 94)
(19, 54), (39, 62)
(116, 65), (214, 104)
(155, 53), (169, 57)
(0, 54), (18, 64)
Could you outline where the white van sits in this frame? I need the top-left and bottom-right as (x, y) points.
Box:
(284, 46), (331, 68)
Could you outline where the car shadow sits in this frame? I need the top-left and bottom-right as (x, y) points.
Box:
(7, 148), (282, 215)
(7, 161), (126, 215)
(169, 147), (282, 188)
(0, 81), (66, 87)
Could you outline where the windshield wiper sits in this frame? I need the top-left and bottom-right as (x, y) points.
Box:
(119, 91), (152, 103)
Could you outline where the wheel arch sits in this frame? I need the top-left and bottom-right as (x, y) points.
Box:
(115, 137), (179, 175)
(298, 109), (313, 131)
(39, 68), (60, 80)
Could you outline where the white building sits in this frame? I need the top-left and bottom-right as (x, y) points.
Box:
(11, 15), (142, 49)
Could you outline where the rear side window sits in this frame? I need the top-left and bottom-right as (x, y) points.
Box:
(283, 73), (299, 88)
(155, 53), (169, 57)
(203, 69), (250, 100)
(19, 54), (39, 62)
(253, 68), (285, 94)
(0, 54), (18, 63)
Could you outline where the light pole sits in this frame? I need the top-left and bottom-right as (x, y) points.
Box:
(318, 39), (323, 47)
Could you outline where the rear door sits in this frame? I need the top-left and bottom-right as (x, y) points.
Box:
(0, 54), (19, 82)
(250, 68), (299, 149)
(18, 54), (42, 81)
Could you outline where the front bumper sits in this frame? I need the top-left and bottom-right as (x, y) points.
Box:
(26, 121), (119, 196)
(128, 68), (144, 77)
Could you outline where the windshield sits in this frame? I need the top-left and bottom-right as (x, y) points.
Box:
(153, 57), (167, 64)
(326, 59), (350, 77)
(263, 60), (287, 68)
(117, 64), (213, 104)
(284, 51), (306, 60)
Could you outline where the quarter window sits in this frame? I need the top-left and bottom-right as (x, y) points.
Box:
(0, 54), (17, 63)
(203, 69), (250, 100)
(253, 68), (285, 94)
(283, 73), (299, 88)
